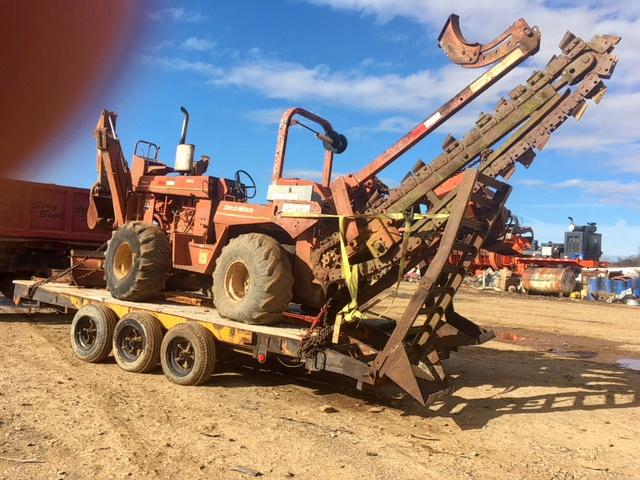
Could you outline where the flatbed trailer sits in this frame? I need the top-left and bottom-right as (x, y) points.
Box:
(13, 280), (308, 368)
(11, 279), (493, 402)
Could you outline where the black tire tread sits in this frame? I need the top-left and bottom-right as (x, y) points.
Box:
(213, 233), (293, 325)
(70, 304), (118, 363)
(160, 322), (216, 386)
(113, 312), (164, 373)
(105, 221), (171, 301)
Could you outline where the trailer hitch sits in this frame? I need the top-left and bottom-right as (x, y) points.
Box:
(438, 14), (539, 68)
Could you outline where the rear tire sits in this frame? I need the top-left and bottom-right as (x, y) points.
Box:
(104, 221), (171, 301)
(213, 233), (293, 324)
(160, 322), (216, 386)
(113, 312), (163, 373)
(70, 304), (118, 363)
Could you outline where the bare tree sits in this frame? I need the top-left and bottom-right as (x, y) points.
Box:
(613, 247), (640, 267)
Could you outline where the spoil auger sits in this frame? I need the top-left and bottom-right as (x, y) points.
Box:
(87, 15), (620, 404)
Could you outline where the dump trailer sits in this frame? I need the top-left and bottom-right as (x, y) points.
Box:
(23, 14), (619, 405)
(0, 178), (108, 298)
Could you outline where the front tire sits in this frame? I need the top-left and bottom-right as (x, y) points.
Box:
(104, 221), (171, 301)
(70, 304), (118, 363)
(213, 233), (293, 324)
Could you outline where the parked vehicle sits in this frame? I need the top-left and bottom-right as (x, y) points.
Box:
(0, 178), (107, 298)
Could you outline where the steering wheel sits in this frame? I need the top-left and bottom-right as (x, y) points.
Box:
(234, 169), (257, 199)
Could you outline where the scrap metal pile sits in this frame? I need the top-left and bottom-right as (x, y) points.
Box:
(86, 14), (620, 404)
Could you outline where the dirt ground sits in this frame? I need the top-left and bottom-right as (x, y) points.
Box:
(0, 286), (639, 480)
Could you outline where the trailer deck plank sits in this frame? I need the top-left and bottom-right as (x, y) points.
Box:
(13, 280), (308, 341)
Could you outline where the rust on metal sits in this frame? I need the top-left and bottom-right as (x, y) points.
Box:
(522, 267), (576, 296)
(438, 14), (539, 68)
(80, 14), (620, 405)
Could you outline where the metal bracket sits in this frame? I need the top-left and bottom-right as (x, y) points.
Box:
(439, 14), (540, 69)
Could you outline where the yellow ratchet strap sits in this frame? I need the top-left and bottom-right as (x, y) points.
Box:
(279, 210), (450, 342)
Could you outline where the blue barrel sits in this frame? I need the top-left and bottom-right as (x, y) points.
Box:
(602, 278), (613, 293)
(588, 277), (602, 293)
(613, 279), (626, 295)
(632, 277), (640, 297)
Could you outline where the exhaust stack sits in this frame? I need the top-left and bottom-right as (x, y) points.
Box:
(175, 106), (195, 172)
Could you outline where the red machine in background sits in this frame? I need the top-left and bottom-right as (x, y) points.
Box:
(468, 216), (608, 276)
(456, 214), (609, 298)
(0, 178), (108, 298)
(466, 214), (534, 273)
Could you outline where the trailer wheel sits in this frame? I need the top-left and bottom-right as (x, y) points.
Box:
(213, 233), (293, 324)
(70, 304), (118, 363)
(160, 322), (216, 386)
(105, 221), (171, 301)
(113, 312), (164, 373)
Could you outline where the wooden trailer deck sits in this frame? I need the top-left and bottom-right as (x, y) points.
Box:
(12, 280), (309, 356)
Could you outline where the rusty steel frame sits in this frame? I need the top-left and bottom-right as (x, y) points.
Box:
(272, 107), (336, 188)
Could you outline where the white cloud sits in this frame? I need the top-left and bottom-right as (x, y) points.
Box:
(149, 40), (174, 51)
(137, 56), (222, 77)
(518, 179), (545, 187)
(520, 177), (640, 208)
(141, 1), (636, 168)
(180, 37), (216, 52)
(360, 57), (394, 68)
(244, 107), (288, 125)
(369, 116), (416, 132)
(142, 52), (478, 112)
(608, 149), (640, 174)
(305, 1), (639, 84)
(348, 115), (417, 138)
(149, 7), (205, 23)
(544, 92), (640, 151)
(210, 60), (470, 112)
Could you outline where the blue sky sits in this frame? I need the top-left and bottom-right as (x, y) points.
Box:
(28, 0), (639, 257)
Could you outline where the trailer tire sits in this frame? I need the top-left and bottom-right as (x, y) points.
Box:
(161, 322), (216, 386)
(213, 233), (293, 325)
(105, 221), (171, 301)
(113, 312), (163, 373)
(70, 304), (118, 363)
